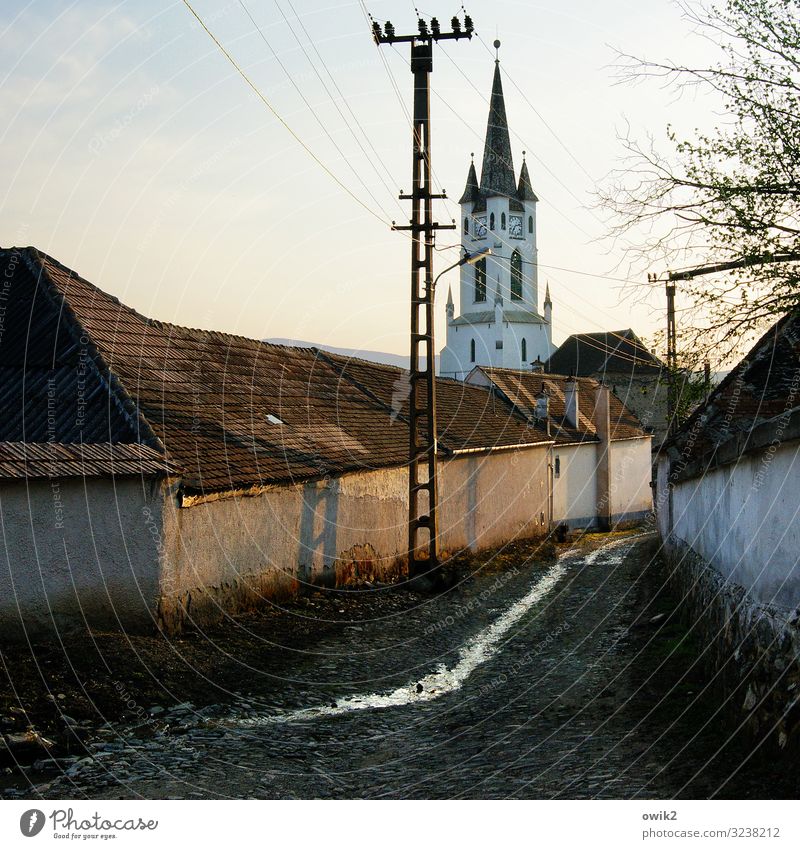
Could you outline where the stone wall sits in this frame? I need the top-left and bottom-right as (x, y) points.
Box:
(662, 538), (800, 753)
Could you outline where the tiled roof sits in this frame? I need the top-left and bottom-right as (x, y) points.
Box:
(669, 310), (800, 472)
(477, 367), (648, 443)
(1, 247), (550, 494)
(319, 353), (551, 454)
(0, 442), (177, 480)
(546, 329), (664, 377)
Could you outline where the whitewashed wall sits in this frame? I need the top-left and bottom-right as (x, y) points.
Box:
(159, 445), (551, 629)
(0, 475), (166, 636)
(552, 443), (598, 527)
(608, 438), (653, 524)
(668, 442), (800, 608)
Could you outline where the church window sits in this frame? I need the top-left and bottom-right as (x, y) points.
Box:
(463, 216), (469, 235)
(528, 215), (533, 234)
(554, 456), (561, 478)
(489, 212), (495, 231)
(501, 212), (506, 230)
(474, 258), (486, 303)
(510, 250), (523, 301)
(521, 338), (527, 362)
(470, 339), (476, 363)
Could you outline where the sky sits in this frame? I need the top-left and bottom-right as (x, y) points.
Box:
(0, 0), (720, 357)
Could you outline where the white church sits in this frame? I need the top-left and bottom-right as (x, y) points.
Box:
(440, 49), (553, 380)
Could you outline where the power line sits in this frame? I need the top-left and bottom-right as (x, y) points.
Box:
(236, 0), (397, 222)
(437, 41), (596, 238)
(271, 0), (406, 216)
(181, 0), (390, 227)
(474, 32), (596, 184)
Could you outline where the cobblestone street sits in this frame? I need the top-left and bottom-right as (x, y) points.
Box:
(28, 535), (796, 800)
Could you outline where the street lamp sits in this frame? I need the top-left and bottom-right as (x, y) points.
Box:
(430, 248), (492, 296)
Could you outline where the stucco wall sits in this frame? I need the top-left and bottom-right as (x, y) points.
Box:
(608, 437), (653, 524)
(552, 443), (598, 527)
(0, 475), (165, 636)
(668, 442), (800, 608)
(159, 445), (551, 629)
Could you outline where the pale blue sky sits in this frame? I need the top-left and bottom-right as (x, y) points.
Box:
(1, 0), (717, 355)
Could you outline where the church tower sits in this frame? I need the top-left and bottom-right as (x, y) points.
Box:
(440, 43), (554, 380)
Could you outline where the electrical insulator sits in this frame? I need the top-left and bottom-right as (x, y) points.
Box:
(418, 18), (428, 37)
(384, 21), (395, 39)
(464, 15), (473, 33)
(430, 17), (440, 36)
(372, 21), (382, 42)
(451, 16), (461, 32)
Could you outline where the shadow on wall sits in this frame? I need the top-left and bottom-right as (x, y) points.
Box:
(298, 478), (340, 589)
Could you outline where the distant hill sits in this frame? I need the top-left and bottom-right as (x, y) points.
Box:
(265, 338), (440, 372)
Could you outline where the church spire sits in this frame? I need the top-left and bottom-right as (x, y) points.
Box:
(544, 281), (551, 306)
(517, 153), (538, 202)
(479, 42), (516, 198)
(458, 153), (480, 204)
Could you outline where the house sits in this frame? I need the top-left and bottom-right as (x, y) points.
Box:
(439, 51), (553, 380)
(654, 310), (800, 749)
(546, 329), (668, 444)
(0, 246), (556, 636)
(466, 366), (653, 529)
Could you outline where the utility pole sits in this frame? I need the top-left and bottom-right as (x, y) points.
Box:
(372, 13), (474, 579)
(651, 251), (800, 434)
(665, 280), (677, 436)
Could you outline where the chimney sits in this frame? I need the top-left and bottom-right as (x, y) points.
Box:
(534, 390), (550, 436)
(594, 382), (612, 531)
(564, 375), (579, 428)
(531, 356), (544, 373)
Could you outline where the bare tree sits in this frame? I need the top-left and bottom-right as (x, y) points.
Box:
(603, 0), (800, 366)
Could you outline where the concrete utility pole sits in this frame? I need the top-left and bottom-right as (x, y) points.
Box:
(372, 13), (474, 580)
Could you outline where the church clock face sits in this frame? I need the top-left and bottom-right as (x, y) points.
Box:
(509, 215), (523, 239)
(475, 216), (487, 238)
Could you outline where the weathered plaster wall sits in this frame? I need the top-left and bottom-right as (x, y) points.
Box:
(0, 475), (165, 636)
(439, 447), (550, 551)
(670, 442), (800, 608)
(159, 446), (551, 630)
(552, 443), (598, 528)
(608, 437), (653, 525)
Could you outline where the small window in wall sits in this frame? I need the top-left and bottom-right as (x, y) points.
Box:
(474, 258), (486, 302)
(510, 250), (523, 301)
(521, 338), (527, 362)
(470, 339), (476, 362)
(489, 212), (495, 231)
(463, 216), (469, 235)
(554, 456), (561, 478)
(501, 212), (506, 230)
(528, 215), (533, 234)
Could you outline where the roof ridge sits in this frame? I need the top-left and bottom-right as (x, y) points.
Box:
(13, 246), (328, 356)
(23, 248), (167, 455)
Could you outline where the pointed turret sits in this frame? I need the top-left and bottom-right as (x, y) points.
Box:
(479, 49), (516, 198)
(544, 281), (552, 338)
(446, 284), (454, 320)
(517, 156), (538, 202)
(458, 155), (480, 204)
